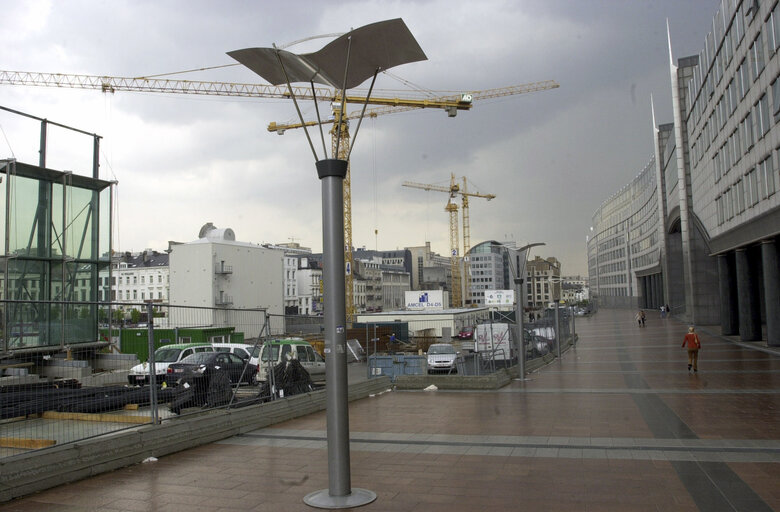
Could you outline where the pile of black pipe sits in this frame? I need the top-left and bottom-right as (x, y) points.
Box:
(257, 359), (315, 402)
(168, 366), (233, 414)
(0, 383), (176, 419)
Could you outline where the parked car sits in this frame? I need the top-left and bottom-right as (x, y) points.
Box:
(426, 343), (459, 374)
(457, 326), (474, 340)
(166, 351), (257, 386)
(127, 343), (214, 386)
(211, 342), (260, 366)
(256, 339), (326, 383)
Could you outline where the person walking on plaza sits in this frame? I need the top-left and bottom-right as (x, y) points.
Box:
(682, 326), (702, 373)
(640, 310), (646, 327)
(635, 310), (642, 327)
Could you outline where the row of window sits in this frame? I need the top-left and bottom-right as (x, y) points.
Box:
(599, 261), (627, 274)
(630, 231), (659, 255)
(113, 274), (166, 285)
(599, 274), (627, 286)
(598, 247), (626, 264)
(707, 90), (773, 178)
(689, 1), (751, 126)
(715, 152), (777, 224)
(115, 290), (165, 300)
(632, 251), (658, 269)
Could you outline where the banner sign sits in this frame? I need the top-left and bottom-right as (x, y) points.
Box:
(485, 289), (514, 306)
(405, 290), (444, 310)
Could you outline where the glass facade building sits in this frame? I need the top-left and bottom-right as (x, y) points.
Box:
(0, 160), (113, 353)
(588, 0), (780, 345)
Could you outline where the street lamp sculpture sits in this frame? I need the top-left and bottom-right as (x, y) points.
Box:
(228, 19), (427, 509)
(507, 242), (545, 380)
(548, 274), (564, 359)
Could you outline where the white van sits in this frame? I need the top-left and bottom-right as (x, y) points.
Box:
(256, 339), (326, 383)
(211, 342), (260, 367)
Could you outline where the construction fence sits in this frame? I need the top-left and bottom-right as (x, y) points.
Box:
(0, 299), (576, 460)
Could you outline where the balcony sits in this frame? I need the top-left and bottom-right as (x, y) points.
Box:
(214, 293), (233, 306)
(215, 263), (233, 275)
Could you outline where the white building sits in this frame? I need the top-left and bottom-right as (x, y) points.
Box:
(110, 250), (170, 304)
(295, 257), (323, 315)
(263, 242), (313, 315)
(168, 224), (283, 323)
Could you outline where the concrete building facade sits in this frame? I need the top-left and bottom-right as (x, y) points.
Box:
(168, 225), (283, 325)
(588, 0), (780, 345)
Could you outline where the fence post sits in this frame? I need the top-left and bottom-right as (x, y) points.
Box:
(554, 304), (561, 360)
(146, 302), (159, 425)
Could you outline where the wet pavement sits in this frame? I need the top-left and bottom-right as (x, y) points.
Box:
(2, 308), (779, 511)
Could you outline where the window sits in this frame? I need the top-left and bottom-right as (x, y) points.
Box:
(743, 112), (755, 148)
(772, 4), (780, 52)
(716, 194), (724, 224)
(738, 59), (749, 99)
(750, 32), (765, 79)
(757, 94), (771, 138)
(728, 78), (737, 114)
(736, 178), (746, 214)
(759, 155), (777, 197)
(746, 167), (759, 206)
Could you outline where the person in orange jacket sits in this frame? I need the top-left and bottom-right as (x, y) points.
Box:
(682, 326), (702, 372)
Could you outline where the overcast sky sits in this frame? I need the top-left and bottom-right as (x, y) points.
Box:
(1, 0), (718, 276)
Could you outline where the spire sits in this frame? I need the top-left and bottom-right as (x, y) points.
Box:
(651, 94), (658, 134)
(667, 19), (677, 72)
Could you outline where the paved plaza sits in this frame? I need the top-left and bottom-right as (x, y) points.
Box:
(1, 309), (779, 511)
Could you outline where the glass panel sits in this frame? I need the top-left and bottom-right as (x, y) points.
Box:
(65, 185), (95, 260)
(51, 182), (65, 258)
(64, 262), (97, 344)
(99, 186), (111, 261)
(9, 174), (50, 258)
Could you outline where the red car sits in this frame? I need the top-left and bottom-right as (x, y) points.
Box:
(458, 326), (474, 340)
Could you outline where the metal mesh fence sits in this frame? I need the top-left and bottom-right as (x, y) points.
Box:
(0, 301), (322, 460)
(1, 299), (577, 459)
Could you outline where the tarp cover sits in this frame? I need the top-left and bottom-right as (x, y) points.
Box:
(228, 18), (427, 89)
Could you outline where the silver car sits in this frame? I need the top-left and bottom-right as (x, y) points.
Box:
(427, 343), (458, 374)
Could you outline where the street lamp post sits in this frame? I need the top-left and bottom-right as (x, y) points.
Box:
(548, 273), (563, 360)
(509, 242), (545, 380)
(228, 19), (427, 509)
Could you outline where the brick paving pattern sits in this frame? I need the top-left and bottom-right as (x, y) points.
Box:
(1, 309), (779, 511)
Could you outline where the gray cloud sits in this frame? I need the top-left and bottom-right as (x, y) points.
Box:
(1, 0), (718, 274)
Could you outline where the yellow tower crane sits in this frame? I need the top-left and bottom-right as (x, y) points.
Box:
(401, 174), (495, 308)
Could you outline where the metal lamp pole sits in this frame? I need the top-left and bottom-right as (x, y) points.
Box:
(304, 158), (376, 508)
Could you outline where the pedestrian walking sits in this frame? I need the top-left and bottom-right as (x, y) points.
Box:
(681, 326), (702, 373)
(635, 310), (642, 327)
(660, 305), (667, 318)
(640, 310), (646, 327)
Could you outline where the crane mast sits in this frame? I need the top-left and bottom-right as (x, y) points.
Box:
(402, 174), (495, 308)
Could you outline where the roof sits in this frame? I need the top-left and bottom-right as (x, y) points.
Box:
(357, 307), (489, 317)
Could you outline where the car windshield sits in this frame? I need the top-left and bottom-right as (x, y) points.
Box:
(248, 346), (260, 358)
(261, 344), (281, 362)
(428, 345), (455, 355)
(178, 352), (213, 364)
(154, 348), (182, 362)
